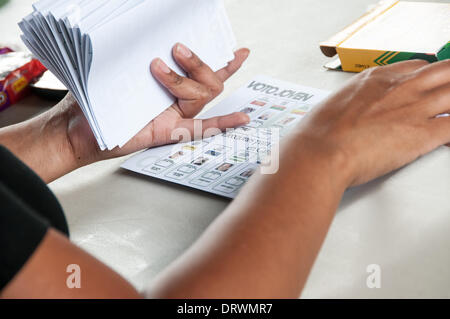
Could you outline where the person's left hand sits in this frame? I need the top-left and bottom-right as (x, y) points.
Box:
(62, 43), (250, 166)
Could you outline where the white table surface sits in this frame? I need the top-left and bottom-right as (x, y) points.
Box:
(1, 0), (449, 298)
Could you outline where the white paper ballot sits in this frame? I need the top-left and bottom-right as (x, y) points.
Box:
(122, 76), (330, 199)
(19, 0), (237, 150)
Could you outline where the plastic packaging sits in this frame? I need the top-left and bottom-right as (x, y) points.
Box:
(0, 47), (47, 112)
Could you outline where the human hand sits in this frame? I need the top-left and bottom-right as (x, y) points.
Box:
(63, 43), (250, 166)
(294, 59), (450, 187)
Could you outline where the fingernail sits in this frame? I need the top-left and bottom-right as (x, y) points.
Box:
(157, 59), (171, 74)
(176, 43), (193, 58)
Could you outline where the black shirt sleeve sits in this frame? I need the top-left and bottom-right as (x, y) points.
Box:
(0, 145), (69, 290)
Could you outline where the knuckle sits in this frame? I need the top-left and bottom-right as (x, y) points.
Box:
(411, 59), (430, 66)
(364, 66), (406, 88)
(196, 58), (204, 68)
(191, 56), (204, 70)
(172, 73), (184, 86)
(198, 87), (212, 102)
(437, 59), (450, 67)
(363, 69), (387, 84)
(362, 66), (378, 75)
(359, 66), (384, 81)
(393, 77), (415, 91)
(369, 66), (386, 76)
(211, 81), (224, 95)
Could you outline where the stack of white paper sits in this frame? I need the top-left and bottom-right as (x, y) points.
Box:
(19, 0), (237, 150)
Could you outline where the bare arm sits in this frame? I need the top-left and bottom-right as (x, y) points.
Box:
(147, 142), (347, 298)
(0, 103), (79, 183)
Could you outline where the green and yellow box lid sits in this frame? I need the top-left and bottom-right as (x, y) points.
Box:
(320, 0), (450, 72)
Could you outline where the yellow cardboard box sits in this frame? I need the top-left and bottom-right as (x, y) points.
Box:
(320, 0), (450, 72)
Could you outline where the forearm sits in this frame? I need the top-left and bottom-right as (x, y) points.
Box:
(147, 133), (351, 298)
(0, 102), (79, 183)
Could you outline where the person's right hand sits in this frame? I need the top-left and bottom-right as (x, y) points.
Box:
(294, 59), (450, 187)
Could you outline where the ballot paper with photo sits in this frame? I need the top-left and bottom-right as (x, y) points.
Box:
(19, 0), (237, 150)
(122, 76), (330, 199)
